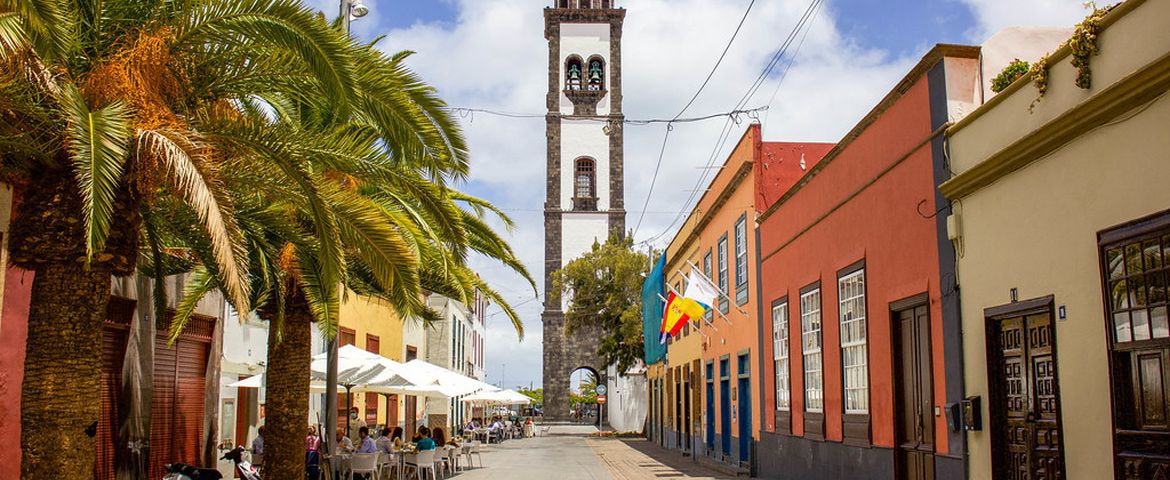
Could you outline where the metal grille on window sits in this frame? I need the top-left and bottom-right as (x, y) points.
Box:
(838, 269), (869, 414)
(773, 302), (790, 411)
(1106, 235), (1170, 342)
(801, 289), (823, 413)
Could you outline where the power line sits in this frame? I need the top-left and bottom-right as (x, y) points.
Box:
(631, 0), (758, 238)
(639, 0), (824, 247)
(442, 106), (768, 125)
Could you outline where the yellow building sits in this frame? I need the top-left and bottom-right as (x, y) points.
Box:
(942, 1), (1170, 478)
(336, 290), (420, 433)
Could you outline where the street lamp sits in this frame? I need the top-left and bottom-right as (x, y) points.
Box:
(325, 0), (371, 454)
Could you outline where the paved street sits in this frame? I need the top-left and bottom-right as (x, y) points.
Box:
(453, 426), (736, 480)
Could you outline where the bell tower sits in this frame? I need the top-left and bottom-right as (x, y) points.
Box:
(541, 0), (625, 420)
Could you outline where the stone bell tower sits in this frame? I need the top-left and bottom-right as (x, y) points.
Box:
(541, 0), (625, 420)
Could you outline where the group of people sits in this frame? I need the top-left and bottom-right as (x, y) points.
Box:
(462, 416), (535, 442)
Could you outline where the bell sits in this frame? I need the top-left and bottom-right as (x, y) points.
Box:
(590, 69), (601, 81)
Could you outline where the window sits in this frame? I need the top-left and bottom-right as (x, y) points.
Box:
(801, 288), (823, 413)
(717, 234), (729, 314)
(1100, 214), (1170, 468)
(839, 269), (869, 414)
(565, 56), (583, 91)
(573, 158), (597, 211)
(703, 249), (713, 322)
(772, 300), (790, 411)
(734, 215), (749, 304)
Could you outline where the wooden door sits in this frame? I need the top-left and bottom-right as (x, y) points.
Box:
(720, 358), (731, 456)
(894, 303), (935, 480)
(988, 306), (1065, 480)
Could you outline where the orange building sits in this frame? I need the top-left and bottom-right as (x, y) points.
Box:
(653, 124), (831, 469)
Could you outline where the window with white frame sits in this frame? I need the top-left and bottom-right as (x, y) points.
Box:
(772, 301), (790, 411)
(801, 288), (823, 413)
(839, 269), (869, 414)
(734, 215), (748, 303)
(717, 235), (729, 313)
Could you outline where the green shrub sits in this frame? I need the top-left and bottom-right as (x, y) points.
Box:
(991, 59), (1031, 93)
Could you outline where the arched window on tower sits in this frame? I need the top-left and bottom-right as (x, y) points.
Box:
(573, 158), (597, 211)
(565, 56), (583, 91)
(587, 56), (605, 91)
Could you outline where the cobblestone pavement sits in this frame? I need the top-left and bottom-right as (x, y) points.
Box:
(446, 425), (735, 480)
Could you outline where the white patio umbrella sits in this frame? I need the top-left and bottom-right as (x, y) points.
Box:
(461, 389), (533, 405)
(400, 359), (499, 397)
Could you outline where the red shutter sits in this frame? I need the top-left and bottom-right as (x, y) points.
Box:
(148, 312), (214, 478)
(149, 333), (177, 479)
(97, 297), (135, 480)
(365, 335), (380, 426)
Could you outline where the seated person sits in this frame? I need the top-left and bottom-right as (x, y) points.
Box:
(334, 428), (354, 453)
(356, 426), (378, 454)
(376, 427), (395, 453)
(251, 426), (265, 455)
(432, 428), (447, 449)
(414, 426), (436, 451)
(391, 426), (405, 450)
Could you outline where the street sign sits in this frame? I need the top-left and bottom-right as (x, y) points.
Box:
(595, 384), (607, 395)
(597, 394), (607, 404)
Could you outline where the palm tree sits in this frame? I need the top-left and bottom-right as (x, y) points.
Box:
(0, 0), (359, 476)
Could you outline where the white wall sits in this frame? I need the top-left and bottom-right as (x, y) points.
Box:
(560, 119), (611, 209)
(605, 363), (647, 433)
(559, 23), (611, 116)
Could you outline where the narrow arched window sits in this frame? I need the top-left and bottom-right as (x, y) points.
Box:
(587, 56), (605, 91)
(574, 158), (597, 210)
(565, 56), (583, 91)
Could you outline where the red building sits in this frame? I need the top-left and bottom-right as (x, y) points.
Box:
(755, 45), (979, 479)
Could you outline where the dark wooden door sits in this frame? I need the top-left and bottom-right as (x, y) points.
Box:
(989, 309), (1065, 480)
(894, 304), (935, 480)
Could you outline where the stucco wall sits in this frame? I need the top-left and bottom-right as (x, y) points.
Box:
(337, 291), (407, 426)
(947, 3), (1170, 476)
(560, 119), (612, 209)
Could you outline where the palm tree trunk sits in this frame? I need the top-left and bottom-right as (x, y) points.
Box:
(262, 302), (313, 479)
(20, 261), (113, 479)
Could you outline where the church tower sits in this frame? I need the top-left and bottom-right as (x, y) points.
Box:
(541, 0), (625, 420)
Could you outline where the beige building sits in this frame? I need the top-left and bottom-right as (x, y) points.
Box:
(942, 1), (1170, 478)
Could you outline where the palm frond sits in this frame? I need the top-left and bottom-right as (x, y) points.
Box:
(139, 127), (251, 314)
(2, 0), (75, 60)
(60, 84), (133, 261)
(167, 266), (217, 345)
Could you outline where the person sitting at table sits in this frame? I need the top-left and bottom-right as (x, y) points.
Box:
(335, 428), (354, 453)
(306, 426), (320, 452)
(443, 429), (461, 448)
(356, 426), (377, 453)
(376, 427), (394, 453)
(464, 419), (479, 431)
(415, 426), (436, 451)
(432, 428), (447, 448)
(391, 426), (405, 449)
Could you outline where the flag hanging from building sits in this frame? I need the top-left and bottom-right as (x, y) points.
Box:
(684, 270), (720, 311)
(661, 291), (705, 342)
(642, 254), (667, 364)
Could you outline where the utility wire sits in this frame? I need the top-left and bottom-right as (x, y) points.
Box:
(442, 106), (768, 125)
(639, 0), (824, 247)
(631, 0), (758, 238)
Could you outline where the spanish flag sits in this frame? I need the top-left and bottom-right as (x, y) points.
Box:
(661, 291), (706, 342)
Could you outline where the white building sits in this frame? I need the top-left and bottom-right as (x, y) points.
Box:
(424, 291), (488, 430)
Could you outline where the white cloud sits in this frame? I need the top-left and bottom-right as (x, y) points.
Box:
(959, 0), (1092, 42)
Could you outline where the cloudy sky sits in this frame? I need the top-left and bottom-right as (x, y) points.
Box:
(307, 0), (1090, 390)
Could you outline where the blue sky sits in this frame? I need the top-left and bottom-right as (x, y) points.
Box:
(316, 0), (1089, 391)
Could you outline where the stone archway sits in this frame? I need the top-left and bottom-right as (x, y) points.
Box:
(542, 313), (604, 421)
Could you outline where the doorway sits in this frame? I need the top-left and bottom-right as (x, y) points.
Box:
(986, 298), (1065, 480)
(683, 365), (692, 453)
(706, 362), (715, 452)
(893, 298), (935, 480)
(719, 357), (731, 457)
(736, 352), (751, 464)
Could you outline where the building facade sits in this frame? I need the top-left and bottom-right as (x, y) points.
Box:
(541, 0), (627, 420)
(942, 2), (1170, 478)
(649, 125), (833, 470)
(425, 292), (487, 430)
(756, 45), (980, 479)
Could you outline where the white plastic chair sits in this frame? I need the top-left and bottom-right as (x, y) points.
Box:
(460, 444), (474, 469)
(378, 451), (399, 479)
(436, 446), (457, 475)
(468, 441), (484, 468)
(406, 450), (437, 480)
(350, 453), (380, 480)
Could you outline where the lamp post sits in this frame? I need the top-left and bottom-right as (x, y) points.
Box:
(324, 0), (370, 454)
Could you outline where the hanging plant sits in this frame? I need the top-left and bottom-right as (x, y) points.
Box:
(991, 59), (1031, 93)
(1068, 3), (1116, 89)
(1029, 54), (1050, 112)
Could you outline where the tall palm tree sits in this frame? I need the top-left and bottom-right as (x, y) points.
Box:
(0, 0), (360, 476)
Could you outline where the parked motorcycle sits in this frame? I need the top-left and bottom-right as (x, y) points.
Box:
(221, 446), (262, 480)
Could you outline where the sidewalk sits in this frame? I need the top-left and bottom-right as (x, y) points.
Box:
(585, 437), (739, 480)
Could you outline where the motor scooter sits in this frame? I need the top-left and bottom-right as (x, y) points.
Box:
(221, 446), (262, 480)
